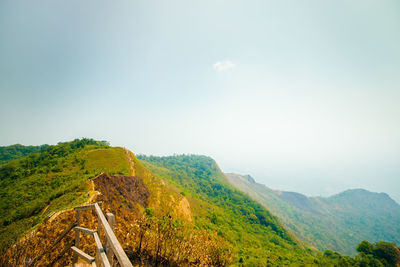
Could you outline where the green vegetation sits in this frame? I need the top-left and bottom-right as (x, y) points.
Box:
(226, 173), (400, 256)
(0, 138), (130, 253)
(0, 144), (48, 165)
(321, 240), (400, 266)
(137, 154), (318, 266)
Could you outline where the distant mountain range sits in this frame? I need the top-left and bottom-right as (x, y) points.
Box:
(225, 173), (400, 255)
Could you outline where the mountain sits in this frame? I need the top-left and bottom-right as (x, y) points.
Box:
(136, 155), (317, 265)
(0, 140), (318, 266)
(225, 173), (400, 256)
(2, 140), (398, 266)
(1, 140), (239, 266)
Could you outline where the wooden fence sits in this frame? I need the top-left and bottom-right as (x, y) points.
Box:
(72, 203), (132, 267)
(32, 202), (132, 267)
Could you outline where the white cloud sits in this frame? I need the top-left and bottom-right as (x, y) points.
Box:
(213, 61), (235, 71)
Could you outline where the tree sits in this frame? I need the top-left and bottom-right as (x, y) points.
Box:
(357, 240), (373, 255)
(372, 241), (400, 266)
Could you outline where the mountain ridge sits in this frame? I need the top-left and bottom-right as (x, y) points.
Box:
(225, 173), (400, 255)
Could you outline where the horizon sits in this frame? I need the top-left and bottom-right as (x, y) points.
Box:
(1, 1), (400, 203)
(1, 138), (400, 204)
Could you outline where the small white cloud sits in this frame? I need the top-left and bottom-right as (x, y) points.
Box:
(213, 61), (235, 71)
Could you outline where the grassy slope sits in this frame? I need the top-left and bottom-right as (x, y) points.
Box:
(1, 141), (204, 265)
(125, 149), (195, 221)
(225, 173), (400, 256)
(137, 154), (318, 266)
(0, 140), (131, 253)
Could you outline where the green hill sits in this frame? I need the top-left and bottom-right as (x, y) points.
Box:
(225, 173), (400, 256)
(137, 154), (318, 266)
(0, 139), (131, 253)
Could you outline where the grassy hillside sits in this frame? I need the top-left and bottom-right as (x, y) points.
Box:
(0, 139), (131, 253)
(225, 173), (400, 256)
(137, 154), (319, 266)
(1, 144), (255, 266)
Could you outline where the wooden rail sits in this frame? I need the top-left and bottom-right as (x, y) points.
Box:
(93, 232), (110, 267)
(31, 202), (131, 266)
(72, 203), (133, 267)
(71, 246), (95, 264)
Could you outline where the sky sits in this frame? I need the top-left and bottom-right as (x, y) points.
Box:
(1, 0), (400, 202)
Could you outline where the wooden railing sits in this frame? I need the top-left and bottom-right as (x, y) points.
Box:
(72, 203), (133, 267)
(32, 202), (132, 267)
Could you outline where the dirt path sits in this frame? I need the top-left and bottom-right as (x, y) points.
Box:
(48, 179), (100, 223)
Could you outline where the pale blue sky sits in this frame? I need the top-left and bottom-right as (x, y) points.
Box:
(1, 0), (400, 202)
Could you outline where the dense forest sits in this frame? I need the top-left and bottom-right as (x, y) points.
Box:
(320, 240), (400, 266)
(0, 144), (48, 165)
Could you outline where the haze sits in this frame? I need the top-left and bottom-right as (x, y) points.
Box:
(1, 1), (399, 202)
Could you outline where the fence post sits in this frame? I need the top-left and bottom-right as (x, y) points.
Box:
(73, 210), (80, 265)
(106, 213), (115, 265)
(96, 216), (102, 267)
